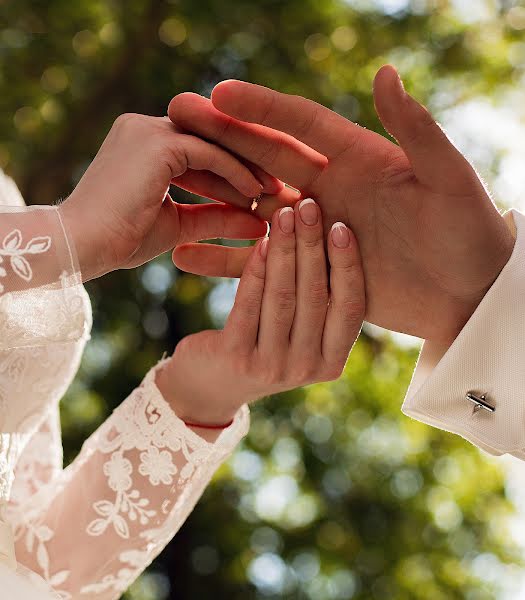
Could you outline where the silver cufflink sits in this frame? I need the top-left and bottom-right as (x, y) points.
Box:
(466, 391), (495, 413)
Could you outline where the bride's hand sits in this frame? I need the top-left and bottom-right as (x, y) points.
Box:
(58, 113), (282, 281)
(157, 198), (365, 426)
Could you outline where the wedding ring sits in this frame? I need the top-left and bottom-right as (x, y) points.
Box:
(251, 192), (263, 212)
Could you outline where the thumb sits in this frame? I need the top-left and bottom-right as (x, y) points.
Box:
(373, 65), (478, 193)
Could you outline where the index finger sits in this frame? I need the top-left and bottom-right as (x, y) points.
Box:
(212, 80), (361, 160)
(168, 93), (327, 192)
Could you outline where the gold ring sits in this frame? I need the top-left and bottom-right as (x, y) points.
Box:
(251, 192), (263, 212)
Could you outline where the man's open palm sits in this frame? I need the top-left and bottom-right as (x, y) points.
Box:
(169, 65), (514, 344)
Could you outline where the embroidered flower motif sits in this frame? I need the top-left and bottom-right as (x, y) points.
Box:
(0, 229), (52, 293)
(103, 453), (132, 492)
(138, 446), (177, 486)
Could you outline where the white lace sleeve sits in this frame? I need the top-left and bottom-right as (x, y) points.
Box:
(0, 201), (91, 509)
(9, 359), (250, 599)
(0, 204), (89, 349)
(7, 409), (63, 509)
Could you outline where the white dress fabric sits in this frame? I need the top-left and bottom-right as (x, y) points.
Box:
(0, 170), (250, 599)
(403, 209), (525, 459)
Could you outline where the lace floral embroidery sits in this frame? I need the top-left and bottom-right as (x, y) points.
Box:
(4, 349), (248, 599)
(78, 373), (249, 597)
(85, 383), (217, 543)
(87, 452), (156, 540)
(0, 230), (51, 293)
(138, 447), (177, 486)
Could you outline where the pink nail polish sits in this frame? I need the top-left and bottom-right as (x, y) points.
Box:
(278, 207), (295, 234)
(331, 222), (350, 248)
(298, 198), (318, 226)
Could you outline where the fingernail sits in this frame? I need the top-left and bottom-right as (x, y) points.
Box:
(298, 198), (318, 226)
(279, 207), (295, 234)
(331, 222), (350, 248)
(260, 236), (269, 259)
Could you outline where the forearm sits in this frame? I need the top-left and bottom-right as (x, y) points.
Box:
(10, 359), (249, 599)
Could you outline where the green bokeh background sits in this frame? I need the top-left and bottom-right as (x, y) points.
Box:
(1, 0), (524, 598)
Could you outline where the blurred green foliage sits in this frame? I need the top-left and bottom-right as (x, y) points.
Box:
(1, 0), (524, 598)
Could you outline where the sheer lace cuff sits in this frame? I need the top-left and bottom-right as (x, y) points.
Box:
(105, 357), (251, 467)
(0, 205), (91, 348)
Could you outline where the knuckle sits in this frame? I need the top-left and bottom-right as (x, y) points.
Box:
(159, 143), (188, 177)
(322, 363), (346, 382)
(237, 293), (262, 319)
(307, 281), (329, 308)
(300, 235), (324, 250)
(277, 243), (296, 258)
(261, 364), (286, 386)
(274, 288), (296, 314)
(332, 262), (362, 283)
(291, 360), (318, 384)
(246, 262), (266, 283)
(232, 352), (252, 376)
(292, 101), (319, 139)
(113, 112), (141, 130)
(337, 297), (365, 326)
(256, 138), (282, 168)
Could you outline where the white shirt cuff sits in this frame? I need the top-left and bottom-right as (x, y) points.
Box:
(402, 209), (525, 458)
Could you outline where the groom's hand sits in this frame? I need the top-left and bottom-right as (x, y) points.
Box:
(168, 66), (515, 344)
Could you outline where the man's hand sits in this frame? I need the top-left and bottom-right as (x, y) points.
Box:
(168, 66), (515, 344)
(59, 113), (281, 281)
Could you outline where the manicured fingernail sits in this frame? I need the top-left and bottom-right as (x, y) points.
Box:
(260, 236), (269, 259)
(299, 198), (318, 226)
(279, 207), (295, 233)
(331, 222), (350, 248)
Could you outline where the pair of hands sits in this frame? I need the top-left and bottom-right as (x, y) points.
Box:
(60, 65), (515, 427)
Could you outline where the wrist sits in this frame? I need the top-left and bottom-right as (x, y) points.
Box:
(430, 215), (516, 347)
(155, 360), (242, 427)
(58, 198), (107, 282)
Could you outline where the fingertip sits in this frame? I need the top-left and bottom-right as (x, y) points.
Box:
(262, 177), (285, 195)
(171, 244), (190, 270)
(374, 64), (402, 92)
(211, 80), (246, 114)
(241, 177), (264, 199)
(296, 197), (321, 228)
(167, 92), (204, 121)
(330, 222), (352, 250)
(373, 65), (407, 136)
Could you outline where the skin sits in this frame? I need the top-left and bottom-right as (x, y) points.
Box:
(157, 199), (365, 427)
(58, 113), (277, 281)
(168, 65), (515, 345)
(57, 117), (363, 430)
